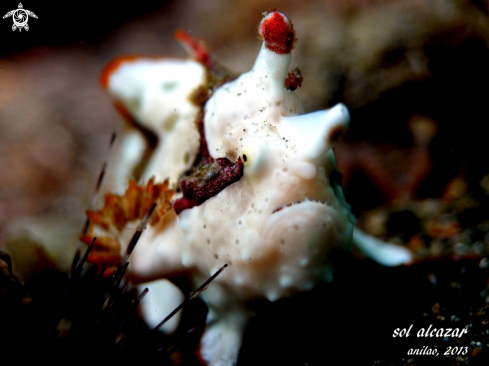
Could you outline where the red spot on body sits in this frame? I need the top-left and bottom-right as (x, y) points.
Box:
(284, 66), (303, 90)
(259, 11), (296, 54)
(174, 115), (244, 214)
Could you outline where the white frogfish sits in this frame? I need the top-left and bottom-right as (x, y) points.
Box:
(83, 11), (412, 366)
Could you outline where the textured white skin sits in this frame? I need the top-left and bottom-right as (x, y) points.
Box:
(103, 38), (412, 366)
(105, 58), (205, 190)
(102, 58), (206, 343)
(177, 45), (355, 366)
(185, 44), (355, 303)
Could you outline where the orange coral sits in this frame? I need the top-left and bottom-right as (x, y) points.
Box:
(80, 178), (174, 273)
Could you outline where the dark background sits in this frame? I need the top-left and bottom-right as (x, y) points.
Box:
(1, 1), (489, 365)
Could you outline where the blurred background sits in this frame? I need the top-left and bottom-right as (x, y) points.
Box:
(2, 0), (489, 364)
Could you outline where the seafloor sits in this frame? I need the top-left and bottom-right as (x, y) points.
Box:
(1, 0), (489, 365)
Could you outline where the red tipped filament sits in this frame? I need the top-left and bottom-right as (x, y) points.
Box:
(259, 11), (297, 54)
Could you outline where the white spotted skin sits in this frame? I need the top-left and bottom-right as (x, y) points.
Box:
(179, 43), (354, 308)
(102, 28), (411, 366)
(177, 44), (355, 366)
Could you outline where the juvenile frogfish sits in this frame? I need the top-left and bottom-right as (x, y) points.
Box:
(83, 11), (412, 366)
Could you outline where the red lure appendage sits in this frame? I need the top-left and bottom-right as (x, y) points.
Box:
(258, 11), (297, 54)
